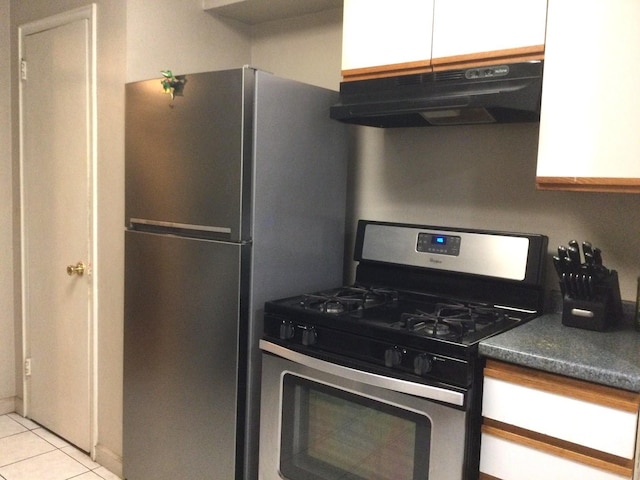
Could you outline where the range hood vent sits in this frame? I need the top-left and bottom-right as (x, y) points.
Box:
(330, 61), (543, 128)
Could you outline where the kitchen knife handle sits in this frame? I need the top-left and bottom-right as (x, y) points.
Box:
(567, 245), (581, 268)
(593, 247), (603, 266)
(584, 251), (594, 266)
(561, 273), (570, 297)
(557, 245), (568, 259)
(552, 256), (563, 277)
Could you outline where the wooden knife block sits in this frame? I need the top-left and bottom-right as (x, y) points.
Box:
(561, 270), (623, 331)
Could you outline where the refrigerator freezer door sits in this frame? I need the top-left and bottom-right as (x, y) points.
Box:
(123, 230), (243, 480)
(125, 69), (251, 242)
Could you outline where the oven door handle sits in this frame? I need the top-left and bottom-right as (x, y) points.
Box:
(260, 340), (465, 407)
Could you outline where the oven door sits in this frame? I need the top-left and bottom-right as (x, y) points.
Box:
(259, 340), (468, 480)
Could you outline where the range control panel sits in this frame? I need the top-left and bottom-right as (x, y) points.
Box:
(417, 233), (461, 256)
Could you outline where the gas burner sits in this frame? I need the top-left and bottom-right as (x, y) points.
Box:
(398, 302), (510, 341)
(323, 300), (347, 315)
(299, 287), (397, 315)
(422, 320), (458, 338)
(401, 309), (466, 341)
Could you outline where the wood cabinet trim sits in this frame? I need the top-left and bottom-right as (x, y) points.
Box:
(341, 46), (544, 81)
(482, 419), (634, 477)
(432, 45), (544, 71)
(341, 60), (432, 82)
(484, 359), (640, 412)
(536, 176), (640, 193)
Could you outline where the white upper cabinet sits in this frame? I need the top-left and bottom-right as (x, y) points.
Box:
(432, 0), (547, 69)
(341, 0), (547, 80)
(341, 0), (434, 79)
(536, 0), (640, 192)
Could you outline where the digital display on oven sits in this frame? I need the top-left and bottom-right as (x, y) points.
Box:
(417, 233), (461, 256)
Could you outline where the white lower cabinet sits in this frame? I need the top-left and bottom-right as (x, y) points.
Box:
(480, 360), (640, 480)
(481, 432), (629, 480)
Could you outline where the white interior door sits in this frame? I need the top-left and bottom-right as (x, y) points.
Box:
(20, 7), (96, 453)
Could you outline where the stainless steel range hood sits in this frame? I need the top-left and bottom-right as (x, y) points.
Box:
(330, 61), (543, 128)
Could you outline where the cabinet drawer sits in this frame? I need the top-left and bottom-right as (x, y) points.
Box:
(482, 360), (640, 459)
(480, 429), (631, 480)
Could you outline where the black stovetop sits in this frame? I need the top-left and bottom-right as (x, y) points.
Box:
(288, 284), (525, 340)
(262, 220), (548, 390)
(266, 285), (527, 347)
(263, 284), (534, 389)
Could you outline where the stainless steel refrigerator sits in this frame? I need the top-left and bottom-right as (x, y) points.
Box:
(123, 67), (347, 480)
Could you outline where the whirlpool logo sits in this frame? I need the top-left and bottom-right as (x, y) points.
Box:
(429, 257), (443, 265)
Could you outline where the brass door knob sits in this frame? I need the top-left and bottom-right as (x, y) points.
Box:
(67, 261), (86, 276)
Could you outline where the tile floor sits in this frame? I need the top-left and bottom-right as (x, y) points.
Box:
(0, 413), (120, 480)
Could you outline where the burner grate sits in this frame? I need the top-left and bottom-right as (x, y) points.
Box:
(299, 286), (398, 315)
(399, 302), (511, 341)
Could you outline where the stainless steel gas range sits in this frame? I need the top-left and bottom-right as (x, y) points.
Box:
(259, 220), (548, 480)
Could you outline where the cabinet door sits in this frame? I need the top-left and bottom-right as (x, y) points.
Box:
(481, 360), (640, 480)
(480, 430), (632, 480)
(341, 0), (434, 80)
(536, 0), (640, 192)
(432, 0), (547, 70)
(482, 376), (638, 459)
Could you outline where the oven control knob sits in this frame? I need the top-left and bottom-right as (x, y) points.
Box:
(414, 354), (433, 376)
(384, 347), (403, 368)
(279, 321), (295, 340)
(301, 327), (317, 346)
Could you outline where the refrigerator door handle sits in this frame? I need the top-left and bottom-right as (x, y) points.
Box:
(129, 218), (232, 238)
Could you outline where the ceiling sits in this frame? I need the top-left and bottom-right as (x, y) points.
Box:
(204, 0), (343, 25)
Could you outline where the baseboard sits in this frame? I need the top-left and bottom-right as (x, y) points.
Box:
(0, 396), (16, 415)
(94, 443), (123, 479)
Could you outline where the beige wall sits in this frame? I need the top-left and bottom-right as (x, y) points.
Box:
(347, 125), (640, 302)
(250, 8), (343, 90)
(126, 0), (251, 83)
(0, 0), (15, 415)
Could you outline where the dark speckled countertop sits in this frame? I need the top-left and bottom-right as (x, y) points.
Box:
(479, 313), (640, 392)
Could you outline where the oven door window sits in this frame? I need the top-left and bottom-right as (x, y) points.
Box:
(280, 373), (431, 480)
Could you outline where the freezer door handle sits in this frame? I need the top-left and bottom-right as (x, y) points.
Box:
(129, 218), (233, 238)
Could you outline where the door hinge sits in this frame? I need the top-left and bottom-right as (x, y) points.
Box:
(24, 358), (32, 376)
(20, 59), (27, 81)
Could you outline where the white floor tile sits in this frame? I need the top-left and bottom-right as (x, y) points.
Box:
(0, 449), (88, 480)
(32, 428), (71, 449)
(0, 417), (27, 440)
(73, 472), (104, 480)
(60, 445), (99, 470)
(6, 414), (38, 430)
(93, 466), (121, 480)
(0, 414), (122, 479)
(0, 431), (56, 467)
(72, 472), (103, 480)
